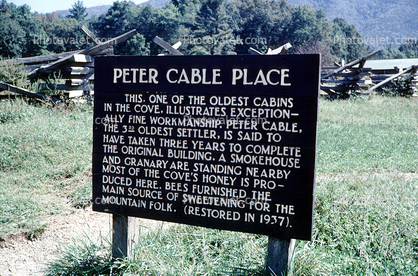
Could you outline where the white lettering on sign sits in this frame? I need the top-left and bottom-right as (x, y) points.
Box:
(94, 55), (319, 241)
(112, 68), (291, 86)
(97, 93), (307, 218)
(231, 69), (291, 86)
(166, 68), (222, 84)
(113, 68), (159, 84)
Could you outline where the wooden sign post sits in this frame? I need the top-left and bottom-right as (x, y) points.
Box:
(111, 214), (137, 259)
(112, 214), (129, 259)
(267, 237), (295, 274)
(93, 54), (320, 273)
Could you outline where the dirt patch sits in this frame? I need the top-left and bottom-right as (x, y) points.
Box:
(0, 205), (163, 276)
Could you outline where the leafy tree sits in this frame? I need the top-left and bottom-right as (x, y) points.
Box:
(0, 0), (374, 61)
(175, 0), (201, 19)
(94, 1), (137, 38)
(373, 45), (406, 60)
(187, 0), (236, 55)
(0, 1), (48, 58)
(94, 1), (176, 55)
(152, 3), (183, 54)
(46, 12), (59, 23)
(93, 1), (141, 54)
(125, 2), (183, 55)
(67, 1), (88, 21)
(331, 18), (366, 62)
(0, 13), (26, 58)
(399, 38), (418, 58)
(42, 17), (90, 53)
(1, 0), (9, 12)
(285, 6), (332, 47)
(284, 5), (336, 65)
(121, 33), (150, 55)
(16, 5), (49, 57)
(234, 0), (294, 54)
(168, 0), (201, 54)
(171, 0), (183, 6)
(133, 4), (155, 39)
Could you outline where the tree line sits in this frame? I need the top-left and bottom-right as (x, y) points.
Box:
(0, 0), (417, 65)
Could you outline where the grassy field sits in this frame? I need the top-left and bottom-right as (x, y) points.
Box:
(0, 96), (417, 275)
(0, 99), (93, 239)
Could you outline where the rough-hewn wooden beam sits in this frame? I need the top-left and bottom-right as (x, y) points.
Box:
(83, 29), (137, 56)
(153, 36), (184, 56)
(248, 47), (263, 55)
(28, 29), (136, 79)
(0, 51), (79, 66)
(249, 43), (292, 55)
(321, 49), (380, 79)
(0, 81), (59, 104)
(369, 65), (417, 91)
(266, 43), (292, 55)
(79, 25), (100, 45)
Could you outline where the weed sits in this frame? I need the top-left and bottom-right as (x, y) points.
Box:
(379, 74), (416, 97)
(43, 235), (114, 276)
(44, 224), (267, 276)
(0, 59), (28, 87)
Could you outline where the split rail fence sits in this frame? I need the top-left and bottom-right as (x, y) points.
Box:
(0, 26), (136, 104)
(1, 33), (417, 104)
(321, 49), (418, 97)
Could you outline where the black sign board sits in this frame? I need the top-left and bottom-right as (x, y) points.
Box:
(93, 55), (320, 241)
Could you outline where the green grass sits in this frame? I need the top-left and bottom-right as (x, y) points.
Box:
(129, 224), (267, 275)
(0, 99), (93, 239)
(1, 96), (418, 275)
(309, 175), (418, 275)
(44, 224), (268, 276)
(317, 96), (418, 174)
(296, 96), (418, 275)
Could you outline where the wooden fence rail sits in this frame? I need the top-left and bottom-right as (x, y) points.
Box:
(321, 50), (418, 97)
(0, 26), (136, 100)
(1, 35), (417, 101)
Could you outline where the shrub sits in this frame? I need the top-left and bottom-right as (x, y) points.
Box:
(378, 74), (416, 97)
(0, 59), (28, 88)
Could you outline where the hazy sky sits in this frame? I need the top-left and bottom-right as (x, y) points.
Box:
(9, 0), (147, 14)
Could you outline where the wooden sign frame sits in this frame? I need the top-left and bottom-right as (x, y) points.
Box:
(93, 54), (320, 243)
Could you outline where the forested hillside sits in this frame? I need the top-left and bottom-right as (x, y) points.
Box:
(1, 0), (417, 64)
(289, 0), (418, 48)
(145, 0), (418, 49)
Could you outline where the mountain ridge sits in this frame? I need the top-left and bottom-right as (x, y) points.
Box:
(52, 0), (418, 48)
(54, 5), (112, 19)
(289, 0), (418, 48)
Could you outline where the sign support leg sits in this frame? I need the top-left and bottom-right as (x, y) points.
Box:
(112, 214), (132, 259)
(267, 237), (295, 275)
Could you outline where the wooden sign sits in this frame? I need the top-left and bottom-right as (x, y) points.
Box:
(93, 55), (320, 241)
